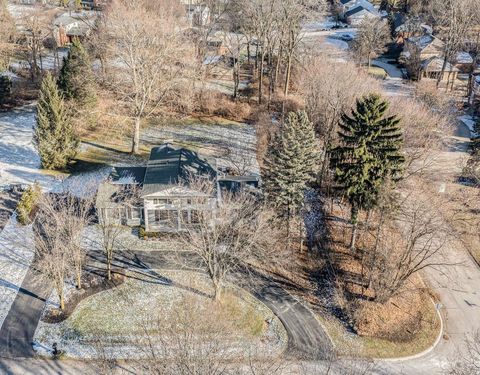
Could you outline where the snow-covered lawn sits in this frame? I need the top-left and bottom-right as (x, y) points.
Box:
(34, 270), (286, 359)
(0, 104), (61, 190)
(143, 120), (259, 175)
(0, 214), (34, 330)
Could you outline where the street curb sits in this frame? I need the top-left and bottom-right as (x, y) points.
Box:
(375, 299), (444, 363)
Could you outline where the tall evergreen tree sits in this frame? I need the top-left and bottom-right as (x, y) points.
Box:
(58, 38), (97, 108)
(330, 94), (404, 250)
(262, 111), (319, 232)
(34, 73), (78, 170)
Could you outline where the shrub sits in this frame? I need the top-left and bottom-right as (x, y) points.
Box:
(138, 226), (161, 240)
(17, 182), (42, 225)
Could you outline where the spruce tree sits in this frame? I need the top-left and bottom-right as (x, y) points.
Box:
(330, 94), (404, 250)
(58, 38), (97, 108)
(262, 111), (319, 230)
(34, 73), (78, 170)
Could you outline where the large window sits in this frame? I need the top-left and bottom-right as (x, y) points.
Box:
(151, 210), (178, 223)
(128, 207), (142, 220)
(153, 198), (170, 205)
(190, 210), (200, 224)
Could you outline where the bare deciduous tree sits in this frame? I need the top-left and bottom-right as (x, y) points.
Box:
(176, 178), (281, 301)
(18, 8), (56, 81)
(430, 0), (478, 89)
(370, 193), (449, 303)
(106, 0), (192, 154)
(0, 0), (16, 71)
(34, 194), (70, 311)
(352, 18), (391, 70)
(449, 330), (480, 375)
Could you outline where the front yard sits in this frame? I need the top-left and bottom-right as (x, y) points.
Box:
(33, 270), (287, 359)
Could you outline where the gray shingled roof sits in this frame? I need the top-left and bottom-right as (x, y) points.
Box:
(141, 145), (217, 197)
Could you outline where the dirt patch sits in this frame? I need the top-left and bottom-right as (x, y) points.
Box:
(42, 272), (125, 324)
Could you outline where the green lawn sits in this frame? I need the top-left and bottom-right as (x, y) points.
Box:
(368, 66), (388, 80)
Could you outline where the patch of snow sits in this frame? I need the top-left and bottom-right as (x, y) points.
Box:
(0, 71), (20, 81)
(455, 52), (473, 65)
(459, 115), (476, 136)
(0, 104), (61, 191)
(203, 55), (222, 65)
(325, 37), (349, 51)
(0, 214), (35, 331)
(303, 17), (348, 31)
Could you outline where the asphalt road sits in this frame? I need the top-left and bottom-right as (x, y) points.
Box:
(0, 265), (50, 359)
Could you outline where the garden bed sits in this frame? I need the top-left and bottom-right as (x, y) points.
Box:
(41, 272), (125, 324)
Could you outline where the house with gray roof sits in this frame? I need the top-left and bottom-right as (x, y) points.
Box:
(96, 144), (259, 233)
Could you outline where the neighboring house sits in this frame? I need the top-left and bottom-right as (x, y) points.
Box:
(401, 33), (465, 83)
(404, 34), (445, 61)
(421, 57), (459, 81)
(96, 144), (259, 233)
(394, 16), (432, 45)
(454, 52), (474, 73)
(344, 4), (380, 26)
(340, 0), (375, 14)
(53, 11), (97, 47)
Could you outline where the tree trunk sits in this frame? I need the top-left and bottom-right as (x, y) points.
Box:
(258, 50), (266, 104)
(299, 218), (303, 253)
(132, 116), (141, 154)
(213, 280), (222, 301)
(436, 55), (449, 89)
(369, 210), (384, 288)
(284, 52), (293, 98)
(350, 206), (359, 251)
(107, 251), (112, 281)
(233, 62), (239, 100)
(273, 45), (282, 92)
(59, 291), (65, 311)
(76, 270), (82, 289)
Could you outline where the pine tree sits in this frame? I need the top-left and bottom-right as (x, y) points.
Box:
(34, 73), (78, 170)
(262, 111), (319, 232)
(58, 38), (97, 109)
(330, 94), (404, 250)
